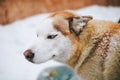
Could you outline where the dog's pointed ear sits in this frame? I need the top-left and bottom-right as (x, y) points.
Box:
(68, 16), (93, 36)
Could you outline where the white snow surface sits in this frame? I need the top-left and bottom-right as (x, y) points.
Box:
(0, 5), (120, 80)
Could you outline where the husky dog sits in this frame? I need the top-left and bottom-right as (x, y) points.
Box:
(24, 10), (120, 80)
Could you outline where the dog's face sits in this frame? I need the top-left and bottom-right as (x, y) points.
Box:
(31, 18), (73, 63)
(23, 10), (92, 64)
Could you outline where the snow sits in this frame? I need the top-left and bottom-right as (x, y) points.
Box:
(0, 5), (120, 80)
(75, 5), (120, 22)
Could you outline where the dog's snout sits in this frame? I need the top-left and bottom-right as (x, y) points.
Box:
(24, 49), (34, 61)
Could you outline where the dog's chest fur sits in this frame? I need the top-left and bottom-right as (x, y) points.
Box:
(67, 20), (120, 80)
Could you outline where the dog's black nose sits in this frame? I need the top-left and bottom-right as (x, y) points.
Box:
(24, 49), (34, 61)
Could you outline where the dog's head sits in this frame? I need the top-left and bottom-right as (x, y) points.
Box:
(23, 10), (93, 64)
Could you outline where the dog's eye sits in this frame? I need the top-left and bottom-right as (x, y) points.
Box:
(47, 34), (58, 39)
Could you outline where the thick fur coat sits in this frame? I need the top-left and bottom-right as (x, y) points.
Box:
(24, 10), (120, 80)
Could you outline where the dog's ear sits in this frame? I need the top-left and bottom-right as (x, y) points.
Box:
(68, 16), (93, 36)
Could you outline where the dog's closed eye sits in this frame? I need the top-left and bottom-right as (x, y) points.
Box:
(47, 34), (58, 39)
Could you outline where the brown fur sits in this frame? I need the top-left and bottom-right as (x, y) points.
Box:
(50, 10), (79, 19)
(50, 10), (120, 80)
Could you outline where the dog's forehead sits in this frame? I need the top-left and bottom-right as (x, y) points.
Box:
(37, 18), (57, 34)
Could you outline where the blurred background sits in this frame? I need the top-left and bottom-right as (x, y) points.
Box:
(0, 0), (120, 80)
(0, 0), (120, 25)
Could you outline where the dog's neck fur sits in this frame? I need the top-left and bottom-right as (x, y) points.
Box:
(66, 20), (120, 71)
(67, 20), (96, 69)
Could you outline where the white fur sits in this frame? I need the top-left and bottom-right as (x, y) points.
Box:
(30, 18), (73, 63)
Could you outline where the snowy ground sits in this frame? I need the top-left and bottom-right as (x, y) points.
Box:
(0, 5), (120, 80)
